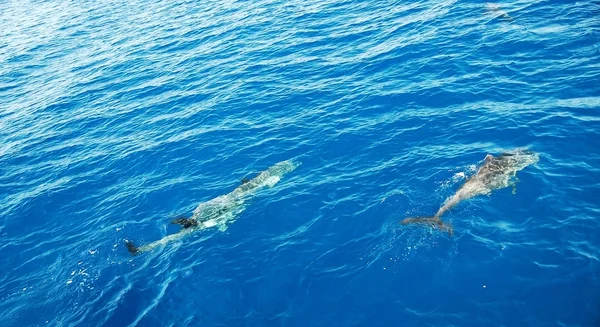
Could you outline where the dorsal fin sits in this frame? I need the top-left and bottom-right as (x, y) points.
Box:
(171, 217), (198, 228)
(241, 177), (250, 184)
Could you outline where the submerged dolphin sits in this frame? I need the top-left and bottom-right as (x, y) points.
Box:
(126, 159), (300, 255)
(401, 149), (539, 235)
(486, 3), (513, 22)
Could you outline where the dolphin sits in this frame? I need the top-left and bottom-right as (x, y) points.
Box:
(401, 149), (539, 235)
(125, 159), (300, 255)
(486, 3), (514, 22)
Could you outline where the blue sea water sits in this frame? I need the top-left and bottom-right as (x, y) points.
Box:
(1, 0), (600, 326)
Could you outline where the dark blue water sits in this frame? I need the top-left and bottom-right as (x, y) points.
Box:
(1, 0), (600, 326)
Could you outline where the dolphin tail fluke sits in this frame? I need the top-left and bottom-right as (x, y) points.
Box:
(400, 216), (453, 236)
(125, 241), (140, 256)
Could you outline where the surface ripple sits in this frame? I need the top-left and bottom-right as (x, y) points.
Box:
(1, 0), (599, 326)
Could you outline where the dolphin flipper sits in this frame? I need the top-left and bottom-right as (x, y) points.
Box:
(510, 176), (520, 194)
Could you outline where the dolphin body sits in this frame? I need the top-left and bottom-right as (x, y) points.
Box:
(126, 159), (300, 255)
(401, 149), (539, 235)
(486, 3), (514, 22)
